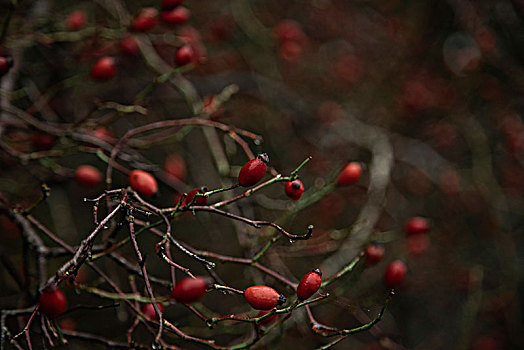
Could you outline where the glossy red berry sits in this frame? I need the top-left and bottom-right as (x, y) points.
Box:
(297, 269), (322, 300)
(132, 8), (158, 32)
(175, 45), (195, 66)
(75, 165), (102, 187)
(384, 260), (407, 287)
(161, 0), (184, 10)
(129, 170), (158, 196)
(141, 302), (164, 321)
(66, 11), (87, 31)
(164, 154), (186, 181)
(244, 286), (286, 310)
(257, 309), (278, 325)
(405, 216), (429, 236)
(182, 187), (208, 206)
(238, 153), (269, 187)
(39, 288), (67, 318)
(285, 179), (304, 201)
(0, 56), (13, 77)
(365, 244), (385, 266)
(171, 277), (207, 304)
(90, 57), (116, 81)
(119, 35), (139, 56)
(336, 162), (363, 186)
(161, 7), (190, 25)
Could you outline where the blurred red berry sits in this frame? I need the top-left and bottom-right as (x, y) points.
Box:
(141, 302), (164, 321)
(296, 269), (322, 300)
(132, 8), (158, 32)
(129, 170), (158, 196)
(39, 288), (67, 318)
(119, 35), (139, 56)
(406, 233), (430, 256)
(164, 154), (187, 181)
(384, 260), (407, 287)
(0, 56), (13, 76)
(336, 162), (362, 186)
(90, 57), (116, 81)
(405, 216), (429, 236)
(171, 277), (207, 304)
(75, 165), (102, 187)
(238, 154), (269, 187)
(244, 286), (286, 310)
(285, 179), (304, 201)
(66, 11), (87, 31)
(365, 244), (385, 266)
(161, 7), (190, 25)
(32, 133), (56, 150)
(175, 45), (195, 66)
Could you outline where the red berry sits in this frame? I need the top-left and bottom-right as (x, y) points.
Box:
(75, 165), (102, 187)
(406, 233), (430, 256)
(129, 170), (158, 196)
(405, 216), (429, 236)
(171, 277), (207, 304)
(39, 288), (67, 318)
(90, 57), (116, 81)
(296, 269), (322, 301)
(273, 19), (306, 45)
(336, 162), (362, 186)
(164, 154), (187, 181)
(365, 244), (385, 266)
(32, 133), (56, 150)
(161, 0), (184, 10)
(238, 153), (269, 187)
(257, 309), (278, 325)
(119, 35), (139, 56)
(141, 302), (164, 321)
(132, 8), (158, 32)
(161, 7), (190, 25)
(175, 45), (195, 66)
(0, 56), (13, 77)
(91, 127), (114, 142)
(66, 11), (87, 31)
(285, 179), (304, 201)
(384, 260), (407, 287)
(182, 188), (208, 206)
(244, 286), (286, 310)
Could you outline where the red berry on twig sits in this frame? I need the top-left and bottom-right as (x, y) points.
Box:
(244, 285), (286, 310)
(141, 303), (164, 321)
(297, 269), (322, 300)
(171, 277), (207, 304)
(384, 260), (407, 287)
(183, 187), (208, 206)
(39, 288), (67, 318)
(285, 179), (304, 201)
(129, 170), (158, 196)
(238, 154), (269, 187)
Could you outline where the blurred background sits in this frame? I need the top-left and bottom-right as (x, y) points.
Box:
(0, 0), (523, 349)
